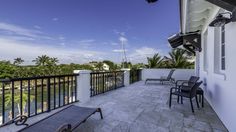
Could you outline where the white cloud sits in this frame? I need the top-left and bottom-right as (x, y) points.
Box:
(113, 29), (125, 36)
(112, 49), (128, 53)
(59, 36), (65, 40)
(52, 18), (59, 21)
(0, 38), (106, 64)
(128, 47), (162, 63)
(0, 22), (53, 41)
(60, 42), (65, 46)
(34, 25), (41, 29)
(0, 22), (42, 38)
(78, 39), (95, 43)
(111, 42), (119, 46)
(119, 36), (128, 42)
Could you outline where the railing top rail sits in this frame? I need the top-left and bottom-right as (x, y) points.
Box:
(0, 74), (79, 82)
(91, 71), (124, 74)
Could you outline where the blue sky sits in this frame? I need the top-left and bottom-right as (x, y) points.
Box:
(0, 0), (180, 64)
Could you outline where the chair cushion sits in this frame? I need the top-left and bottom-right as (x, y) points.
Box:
(181, 86), (203, 94)
(172, 91), (190, 98)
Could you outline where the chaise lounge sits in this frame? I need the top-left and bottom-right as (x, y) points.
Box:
(145, 69), (175, 85)
(5, 105), (103, 132)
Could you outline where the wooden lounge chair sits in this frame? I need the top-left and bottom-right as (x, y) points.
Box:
(9, 105), (103, 132)
(145, 69), (175, 85)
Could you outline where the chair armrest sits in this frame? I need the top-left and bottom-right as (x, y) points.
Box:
(160, 76), (167, 80)
(181, 82), (195, 88)
(181, 81), (189, 86)
(170, 87), (179, 93)
(175, 80), (188, 87)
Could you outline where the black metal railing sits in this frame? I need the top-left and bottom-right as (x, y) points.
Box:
(130, 69), (142, 84)
(0, 74), (79, 125)
(90, 71), (124, 97)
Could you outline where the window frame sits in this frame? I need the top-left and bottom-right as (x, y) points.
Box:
(220, 25), (226, 72)
(203, 29), (208, 72)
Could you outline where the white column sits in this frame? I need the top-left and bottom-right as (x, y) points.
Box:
(73, 70), (91, 103)
(121, 68), (130, 86)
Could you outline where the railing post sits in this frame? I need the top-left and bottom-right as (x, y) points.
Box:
(114, 72), (117, 89)
(47, 78), (51, 112)
(2, 82), (5, 124)
(121, 69), (130, 86)
(73, 70), (91, 103)
(102, 73), (105, 93)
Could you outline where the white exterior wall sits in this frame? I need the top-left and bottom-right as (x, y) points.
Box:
(142, 69), (195, 81)
(199, 21), (236, 131)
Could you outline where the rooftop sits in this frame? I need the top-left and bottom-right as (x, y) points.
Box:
(1, 81), (227, 132)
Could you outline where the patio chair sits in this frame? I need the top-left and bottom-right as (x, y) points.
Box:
(169, 81), (203, 113)
(175, 76), (200, 103)
(180, 85), (204, 107)
(145, 69), (175, 85)
(6, 105), (103, 132)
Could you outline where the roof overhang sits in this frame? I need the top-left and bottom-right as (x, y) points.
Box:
(205, 0), (236, 12)
(180, 0), (220, 33)
(169, 0), (236, 52)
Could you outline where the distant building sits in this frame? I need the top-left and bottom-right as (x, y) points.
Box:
(87, 61), (110, 71)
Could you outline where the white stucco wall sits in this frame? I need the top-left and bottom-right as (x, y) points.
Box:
(142, 69), (195, 81)
(199, 21), (236, 131)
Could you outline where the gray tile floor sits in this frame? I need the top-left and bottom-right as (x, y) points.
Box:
(1, 81), (228, 132)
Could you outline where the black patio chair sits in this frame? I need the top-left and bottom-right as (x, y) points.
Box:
(175, 76), (200, 103)
(181, 85), (204, 107)
(145, 69), (175, 85)
(169, 81), (203, 113)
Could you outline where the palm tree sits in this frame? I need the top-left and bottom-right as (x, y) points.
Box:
(165, 48), (194, 68)
(5, 91), (35, 117)
(32, 55), (50, 66)
(147, 53), (163, 68)
(50, 57), (59, 66)
(13, 58), (24, 65)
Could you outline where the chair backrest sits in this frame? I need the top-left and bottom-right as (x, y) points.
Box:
(190, 81), (202, 98)
(166, 69), (175, 80)
(188, 76), (200, 86)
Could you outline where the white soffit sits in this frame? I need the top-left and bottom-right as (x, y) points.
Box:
(184, 0), (219, 33)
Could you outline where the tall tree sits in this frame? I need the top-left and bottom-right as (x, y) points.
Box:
(147, 53), (163, 68)
(13, 58), (24, 65)
(49, 57), (59, 66)
(32, 55), (50, 66)
(0, 61), (15, 79)
(165, 48), (194, 68)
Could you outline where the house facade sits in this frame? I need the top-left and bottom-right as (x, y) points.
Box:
(180, 0), (236, 131)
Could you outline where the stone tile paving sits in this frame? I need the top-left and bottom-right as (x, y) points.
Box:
(0, 81), (228, 132)
(75, 81), (228, 132)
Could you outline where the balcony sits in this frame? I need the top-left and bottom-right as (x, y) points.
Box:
(0, 69), (227, 132)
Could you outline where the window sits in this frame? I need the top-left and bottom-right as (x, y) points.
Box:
(203, 30), (208, 72)
(221, 26), (226, 70)
(214, 25), (226, 75)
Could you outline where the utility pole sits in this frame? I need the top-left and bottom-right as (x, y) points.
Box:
(120, 35), (128, 68)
